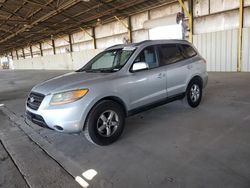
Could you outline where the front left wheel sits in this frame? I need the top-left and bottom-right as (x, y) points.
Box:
(84, 100), (125, 146)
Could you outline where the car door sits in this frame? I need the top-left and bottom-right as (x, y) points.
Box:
(127, 45), (167, 109)
(158, 44), (190, 97)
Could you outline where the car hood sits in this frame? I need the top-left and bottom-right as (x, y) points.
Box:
(32, 72), (113, 95)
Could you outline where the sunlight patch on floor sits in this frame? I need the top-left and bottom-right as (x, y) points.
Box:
(75, 169), (98, 187)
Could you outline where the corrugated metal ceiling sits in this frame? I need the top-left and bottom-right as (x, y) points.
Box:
(0, 0), (175, 54)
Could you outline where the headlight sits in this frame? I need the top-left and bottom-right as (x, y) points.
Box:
(50, 89), (88, 106)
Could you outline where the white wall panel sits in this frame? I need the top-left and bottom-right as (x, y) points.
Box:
(194, 0), (209, 17)
(55, 45), (70, 54)
(43, 49), (54, 56)
(17, 49), (24, 59)
(194, 10), (239, 34)
(42, 40), (53, 50)
(32, 44), (41, 57)
(71, 49), (103, 70)
(244, 7), (250, 27)
(210, 0), (239, 13)
(132, 30), (149, 43)
(150, 3), (181, 19)
(131, 11), (148, 31)
(72, 41), (94, 52)
(72, 29), (93, 43)
(54, 35), (69, 47)
(12, 50), (17, 60)
(96, 34), (127, 49)
(23, 47), (31, 58)
(245, 0), (250, 6)
(95, 20), (128, 39)
(13, 49), (102, 70)
(193, 29), (238, 72)
(242, 28), (250, 72)
(13, 58), (33, 69)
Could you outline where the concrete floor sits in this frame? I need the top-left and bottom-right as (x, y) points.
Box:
(1, 70), (250, 188)
(0, 109), (80, 188)
(0, 141), (29, 188)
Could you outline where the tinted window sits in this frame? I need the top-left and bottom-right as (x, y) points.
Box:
(158, 44), (185, 66)
(180, 44), (197, 58)
(134, 46), (158, 69)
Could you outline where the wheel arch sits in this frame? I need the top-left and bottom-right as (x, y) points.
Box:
(83, 96), (128, 129)
(98, 96), (128, 116)
(186, 75), (203, 91)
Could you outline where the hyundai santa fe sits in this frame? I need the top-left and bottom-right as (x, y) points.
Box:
(26, 40), (208, 145)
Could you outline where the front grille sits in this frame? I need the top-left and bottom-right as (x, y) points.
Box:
(27, 92), (45, 110)
(26, 111), (52, 130)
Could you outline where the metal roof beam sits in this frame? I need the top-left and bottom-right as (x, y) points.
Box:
(0, 5), (26, 20)
(0, 0), (82, 44)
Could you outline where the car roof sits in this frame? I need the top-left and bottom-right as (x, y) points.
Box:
(105, 39), (191, 51)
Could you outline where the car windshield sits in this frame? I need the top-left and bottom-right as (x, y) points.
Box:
(78, 47), (135, 73)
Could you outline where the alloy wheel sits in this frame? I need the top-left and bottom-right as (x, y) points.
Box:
(96, 110), (119, 137)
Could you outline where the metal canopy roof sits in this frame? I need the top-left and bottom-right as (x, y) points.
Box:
(0, 0), (175, 55)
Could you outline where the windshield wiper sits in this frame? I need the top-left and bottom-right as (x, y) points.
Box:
(98, 69), (117, 73)
(85, 69), (101, 73)
(85, 68), (118, 73)
(77, 66), (121, 73)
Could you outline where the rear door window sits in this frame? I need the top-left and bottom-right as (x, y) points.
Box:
(158, 44), (185, 66)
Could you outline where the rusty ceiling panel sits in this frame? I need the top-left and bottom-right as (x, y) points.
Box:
(0, 0), (175, 55)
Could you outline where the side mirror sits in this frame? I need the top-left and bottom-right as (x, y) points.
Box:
(131, 62), (149, 72)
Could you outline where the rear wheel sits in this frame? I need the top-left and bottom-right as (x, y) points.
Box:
(183, 79), (202, 108)
(84, 100), (125, 146)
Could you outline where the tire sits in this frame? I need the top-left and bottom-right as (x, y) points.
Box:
(183, 79), (202, 108)
(84, 100), (125, 146)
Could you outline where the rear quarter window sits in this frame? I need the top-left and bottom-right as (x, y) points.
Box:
(180, 44), (197, 58)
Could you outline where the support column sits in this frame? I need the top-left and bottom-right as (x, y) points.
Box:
(30, 46), (33, 58)
(177, 0), (193, 43)
(128, 16), (132, 43)
(52, 39), (56, 55)
(147, 10), (151, 39)
(188, 0), (193, 43)
(10, 51), (13, 60)
(39, 42), (43, 56)
(237, 0), (244, 72)
(92, 27), (97, 49)
(208, 0), (211, 14)
(114, 16), (132, 43)
(16, 50), (19, 60)
(80, 27), (97, 49)
(69, 34), (73, 52)
(22, 48), (25, 59)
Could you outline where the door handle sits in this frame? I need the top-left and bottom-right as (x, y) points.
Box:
(157, 73), (165, 78)
(187, 64), (193, 69)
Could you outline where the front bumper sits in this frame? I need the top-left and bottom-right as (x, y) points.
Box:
(26, 95), (90, 133)
(26, 110), (52, 130)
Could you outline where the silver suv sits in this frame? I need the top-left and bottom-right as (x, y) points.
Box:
(26, 40), (208, 145)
